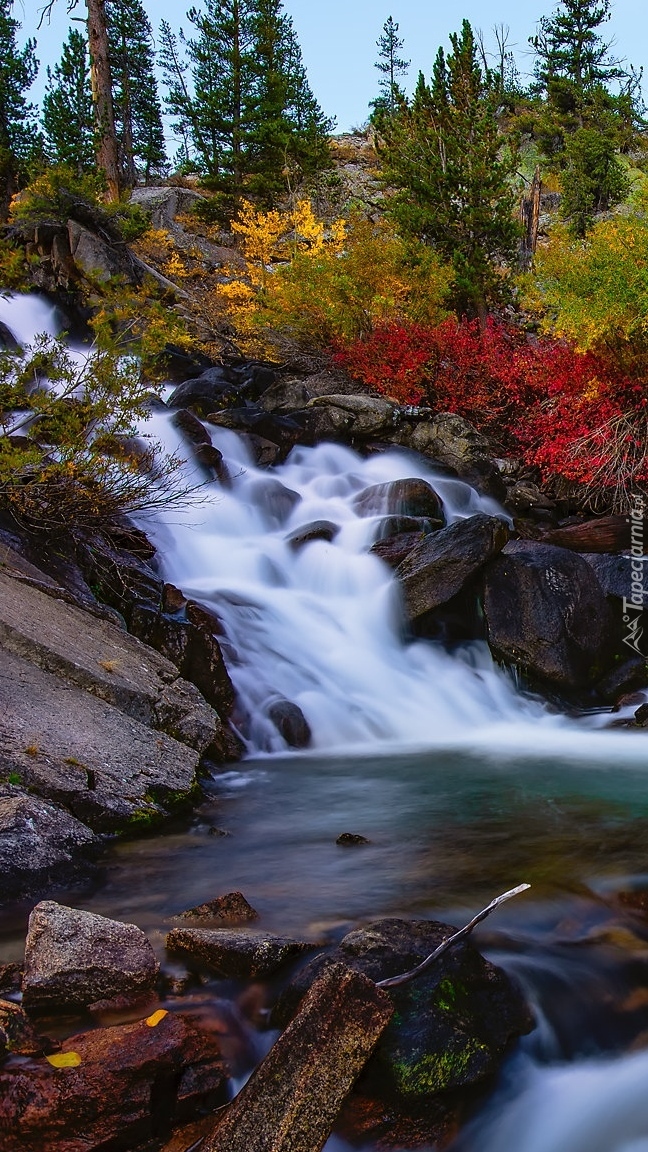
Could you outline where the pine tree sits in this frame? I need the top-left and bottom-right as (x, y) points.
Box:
(158, 21), (195, 170)
(42, 28), (95, 174)
(0, 0), (38, 221)
(372, 16), (409, 119)
(531, 0), (626, 102)
(379, 20), (520, 319)
(246, 0), (333, 203)
(106, 0), (167, 187)
(161, 0), (331, 208)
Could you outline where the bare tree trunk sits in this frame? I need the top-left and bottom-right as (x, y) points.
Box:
(519, 165), (542, 270)
(86, 0), (121, 201)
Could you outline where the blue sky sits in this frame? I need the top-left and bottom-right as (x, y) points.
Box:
(21, 0), (648, 134)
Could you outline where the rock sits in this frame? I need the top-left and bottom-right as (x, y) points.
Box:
(180, 892), (259, 925)
(267, 699), (312, 748)
(258, 377), (314, 412)
(483, 541), (616, 691)
(0, 964), (21, 996)
(168, 364), (277, 416)
(0, 1011), (228, 1152)
(336, 833), (370, 846)
(371, 530), (427, 569)
(396, 513), (509, 624)
(67, 220), (136, 284)
(635, 702), (648, 727)
(131, 604), (236, 720)
(286, 520), (340, 549)
(543, 515), (631, 554)
(130, 185), (205, 228)
(238, 432), (282, 467)
(274, 919), (532, 1108)
(505, 480), (556, 515)
(246, 478), (301, 528)
(201, 963), (393, 1152)
(0, 999), (53, 1058)
(580, 553), (645, 605)
(353, 478), (444, 522)
(595, 657), (648, 705)
(166, 928), (314, 979)
(0, 790), (97, 901)
(0, 649), (200, 832)
(206, 406), (305, 454)
(376, 514), (442, 539)
(75, 529), (162, 624)
(303, 394), (398, 440)
(394, 412), (505, 498)
(22, 901), (159, 1011)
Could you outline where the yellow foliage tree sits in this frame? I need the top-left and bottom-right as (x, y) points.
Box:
(219, 200), (452, 358)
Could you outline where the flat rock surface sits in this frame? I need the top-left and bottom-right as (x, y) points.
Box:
(22, 901), (160, 1010)
(166, 928), (315, 979)
(0, 648), (199, 830)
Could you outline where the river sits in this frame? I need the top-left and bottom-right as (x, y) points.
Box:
(2, 292), (648, 1152)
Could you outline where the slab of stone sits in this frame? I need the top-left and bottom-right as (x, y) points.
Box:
(0, 788), (98, 899)
(22, 901), (160, 1011)
(0, 649), (199, 831)
(202, 964), (392, 1152)
(166, 928), (315, 979)
(0, 1011), (228, 1151)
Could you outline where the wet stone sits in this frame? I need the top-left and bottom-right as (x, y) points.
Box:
(166, 928), (315, 979)
(179, 891), (259, 926)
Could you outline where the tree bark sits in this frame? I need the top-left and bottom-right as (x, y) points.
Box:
(86, 0), (121, 201)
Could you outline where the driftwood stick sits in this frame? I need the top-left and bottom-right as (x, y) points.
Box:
(375, 884), (531, 990)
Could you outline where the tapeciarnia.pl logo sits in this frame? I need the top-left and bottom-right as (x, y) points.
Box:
(623, 495), (646, 656)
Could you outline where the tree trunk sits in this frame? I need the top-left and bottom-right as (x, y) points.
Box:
(519, 165), (542, 270)
(86, 0), (121, 201)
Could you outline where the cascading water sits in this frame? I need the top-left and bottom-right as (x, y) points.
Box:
(4, 292), (648, 1152)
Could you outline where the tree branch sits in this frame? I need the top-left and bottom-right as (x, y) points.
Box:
(376, 884), (531, 990)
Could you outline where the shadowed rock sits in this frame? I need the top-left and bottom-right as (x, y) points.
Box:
(396, 514), (509, 623)
(166, 928), (314, 979)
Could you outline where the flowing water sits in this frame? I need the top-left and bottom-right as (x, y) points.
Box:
(3, 293), (648, 1151)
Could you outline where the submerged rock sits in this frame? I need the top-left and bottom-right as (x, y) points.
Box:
(22, 901), (160, 1011)
(0, 999), (54, 1059)
(268, 698), (312, 748)
(179, 891), (259, 926)
(353, 477), (444, 522)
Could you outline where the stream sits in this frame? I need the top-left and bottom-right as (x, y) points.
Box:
(2, 292), (648, 1152)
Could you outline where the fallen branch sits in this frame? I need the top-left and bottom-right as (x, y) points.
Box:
(376, 883), (531, 990)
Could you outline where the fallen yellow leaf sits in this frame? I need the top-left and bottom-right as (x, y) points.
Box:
(145, 1009), (168, 1028)
(46, 1051), (82, 1068)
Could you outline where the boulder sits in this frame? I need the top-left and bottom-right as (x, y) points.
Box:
(130, 605), (236, 720)
(206, 406), (305, 455)
(0, 999), (54, 1058)
(0, 1011), (228, 1152)
(130, 185), (205, 229)
(0, 790), (97, 901)
(168, 364), (277, 416)
(483, 540), (616, 690)
(274, 919), (532, 1108)
(286, 520), (340, 549)
(202, 964), (392, 1152)
(303, 394), (398, 440)
(395, 513), (509, 624)
(394, 412), (505, 498)
(580, 553), (644, 605)
(67, 220), (136, 284)
(22, 901), (159, 1011)
(166, 928), (314, 979)
(179, 891), (259, 925)
(267, 699), (312, 748)
(353, 478), (444, 522)
(371, 531), (427, 570)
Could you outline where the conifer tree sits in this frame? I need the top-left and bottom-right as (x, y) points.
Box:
(379, 20), (520, 319)
(246, 0), (333, 202)
(158, 20), (195, 170)
(531, 0), (625, 102)
(42, 28), (95, 174)
(160, 0), (331, 208)
(0, 0), (38, 221)
(106, 0), (167, 186)
(372, 16), (409, 119)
